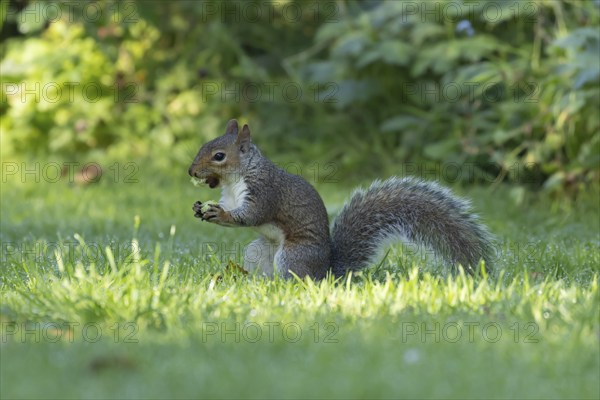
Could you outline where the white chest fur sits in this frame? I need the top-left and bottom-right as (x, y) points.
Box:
(219, 178), (249, 211)
(254, 223), (285, 245)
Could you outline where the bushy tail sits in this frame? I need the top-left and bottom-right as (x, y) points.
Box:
(330, 177), (494, 276)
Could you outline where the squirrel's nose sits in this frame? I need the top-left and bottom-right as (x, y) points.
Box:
(188, 167), (194, 177)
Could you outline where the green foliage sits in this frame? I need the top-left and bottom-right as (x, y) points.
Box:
(289, 0), (600, 189)
(1, 0), (327, 166)
(1, 0), (599, 192)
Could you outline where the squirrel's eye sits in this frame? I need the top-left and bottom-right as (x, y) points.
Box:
(212, 152), (226, 162)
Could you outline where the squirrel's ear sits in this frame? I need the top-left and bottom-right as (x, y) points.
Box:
(237, 124), (252, 152)
(225, 119), (239, 136)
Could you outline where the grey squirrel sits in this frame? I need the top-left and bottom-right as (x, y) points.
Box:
(189, 119), (494, 279)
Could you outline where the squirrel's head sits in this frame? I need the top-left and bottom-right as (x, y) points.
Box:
(188, 119), (254, 189)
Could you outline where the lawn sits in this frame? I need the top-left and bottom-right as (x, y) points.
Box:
(1, 161), (599, 399)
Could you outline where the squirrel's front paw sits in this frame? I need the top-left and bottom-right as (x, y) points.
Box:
(192, 201), (204, 218)
(201, 203), (233, 225)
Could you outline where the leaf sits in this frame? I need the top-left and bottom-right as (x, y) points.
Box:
(380, 115), (424, 132)
(411, 43), (453, 76)
(492, 130), (512, 145)
(574, 69), (600, 89)
(552, 28), (600, 51)
(424, 139), (459, 160)
(303, 61), (337, 83)
(332, 33), (370, 58)
(334, 80), (379, 109)
(450, 62), (500, 85)
(356, 49), (381, 69)
(379, 41), (414, 66)
(457, 37), (501, 62)
(411, 23), (445, 46)
(18, 3), (47, 34)
(315, 21), (350, 43)
(357, 41), (414, 68)
(543, 172), (566, 191)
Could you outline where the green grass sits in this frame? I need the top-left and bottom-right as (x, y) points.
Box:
(1, 163), (599, 399)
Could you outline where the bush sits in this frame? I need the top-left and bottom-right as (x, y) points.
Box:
(1, 0), (598, 192)
(288, 0), (599, 190)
